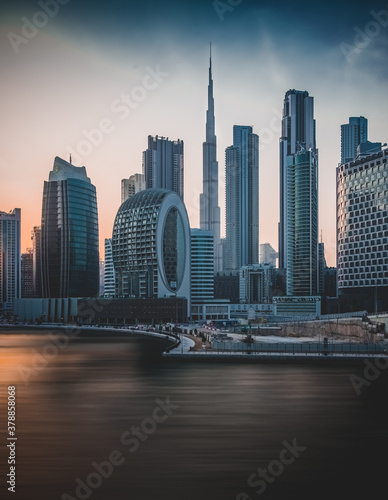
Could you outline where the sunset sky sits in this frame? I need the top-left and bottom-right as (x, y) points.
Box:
(1, 0), (387, 267)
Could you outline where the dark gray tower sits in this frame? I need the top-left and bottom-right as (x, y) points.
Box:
(41, 157), (99, 298)
(143, 136), (184, 198)
(200, 46), (222, 272)
(225, 126), (259, 271)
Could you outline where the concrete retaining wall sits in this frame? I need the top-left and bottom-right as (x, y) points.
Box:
(259, 317), (385, 340)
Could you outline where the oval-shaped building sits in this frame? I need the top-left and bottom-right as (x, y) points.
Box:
(112, 188), (191, 307)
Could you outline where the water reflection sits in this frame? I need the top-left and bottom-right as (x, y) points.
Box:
(0, 332), (387, 500)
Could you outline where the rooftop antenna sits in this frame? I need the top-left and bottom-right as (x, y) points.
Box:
(320, 230), (323, 243)
(69, 153), (72, 164)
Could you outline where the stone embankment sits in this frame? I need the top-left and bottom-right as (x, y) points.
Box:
(259, 317), (385, 341)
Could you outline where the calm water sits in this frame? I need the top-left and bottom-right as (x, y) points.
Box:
(0, 331), (387, 500)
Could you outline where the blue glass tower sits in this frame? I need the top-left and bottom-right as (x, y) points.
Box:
(41, 157), (99, 298)
(279, 89), (318, 296)
(341, 117), (368, 164)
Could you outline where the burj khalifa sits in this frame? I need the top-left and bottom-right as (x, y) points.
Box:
(199, 46), (222, 272)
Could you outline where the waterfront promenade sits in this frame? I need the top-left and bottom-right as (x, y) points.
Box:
(164, 332), (388, 363)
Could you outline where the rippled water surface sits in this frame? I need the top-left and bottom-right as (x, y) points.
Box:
(0, 331), (387, 500)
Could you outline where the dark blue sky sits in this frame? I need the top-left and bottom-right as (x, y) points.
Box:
(5, 0), (388, 45)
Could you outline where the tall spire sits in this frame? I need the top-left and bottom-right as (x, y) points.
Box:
(200, 44), (222, 272)
(206, 43), (215, 145)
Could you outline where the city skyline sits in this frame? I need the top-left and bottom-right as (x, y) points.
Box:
(1, 0), (388, 268)
(2, 4), (388, 500)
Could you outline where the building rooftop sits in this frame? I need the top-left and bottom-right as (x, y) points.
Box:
(48, 156), (90, 183)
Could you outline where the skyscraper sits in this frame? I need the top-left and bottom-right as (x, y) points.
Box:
(31, 226), (42, 297)
(318, 242), (326, 296)
(279, 89), (318, 296)
(99, 260), (105, 297)
(200, 48), (222, 272)
(41, 156), (99, 298)
(112, 189), (191, 308)
(337, 147), (388, 312)
(0, 208), (21, 313)
(103, 238), (115, 298)
(21, 249), (34, 298)
(225, 125), (259, 272)
(143, 136), (184, 198)
(341, 116), (368, 164)
(121, 173), (145, 204)
(190, 229), (214, 301)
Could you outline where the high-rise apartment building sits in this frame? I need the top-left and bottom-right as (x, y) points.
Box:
(318, 242), (326, 296)
(103, 238), (115, 298)
(31, 226), (42, 297)
(279, 89), (318, 296)
(41, 156), (99, 298)
(99, 260), (105, 297)
(190, 229), (214, 301)
(121, 173), (145, 204)
(21, 249), (34, 298)
(143, 136), (184, 198)
(337, 147), (388, 312)
(341, 116), (368, 164)
(225, 125), (259, 271)
(112, 189), (191, 309)
(0, 208), (21, 313)
(199, 49), (222, 272)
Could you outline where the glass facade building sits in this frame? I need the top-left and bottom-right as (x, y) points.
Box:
(21, 250), (34, 298)
(225, 125), (259, 271)
(41, 157), (99, 298)
(286, 150), (318, 295)
(337, 148), (388, 312)
(341, 117), (368, 164)
(191, 229), (214, 301)
(112, 188), (191, 308)
(103, 238), (115, 298)
(279, 89), (319, 296)
(31, 225), (42, 297)
(142, 136), (184, 198)
(0, 208), (21, 313)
